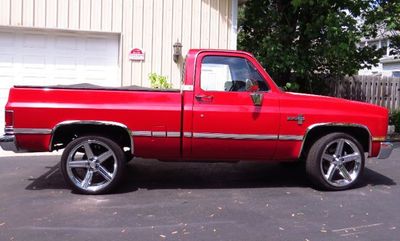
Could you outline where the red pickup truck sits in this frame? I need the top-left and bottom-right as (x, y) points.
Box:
(0, 49), (393, 194)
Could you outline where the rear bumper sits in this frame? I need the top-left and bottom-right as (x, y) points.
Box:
(0, 134), (18, 152)
(377, 142), (394, 159)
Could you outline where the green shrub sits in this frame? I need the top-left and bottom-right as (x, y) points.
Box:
(283, 82), (300, 92)
(148, 73), (172, 89)
(389, 110), (400, 132)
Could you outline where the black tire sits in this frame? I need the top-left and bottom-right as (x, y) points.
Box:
(60, 136), (126, 194)
(125, 150), (134, 163)
(306, 132), (365, 191)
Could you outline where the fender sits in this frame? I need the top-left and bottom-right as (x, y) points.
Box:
(300, 122), (373, 158)
(49, 120), (134, 153)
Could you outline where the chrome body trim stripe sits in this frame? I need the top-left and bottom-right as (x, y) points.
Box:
(132, 131), (152, 137)
(152, 131), (167, 137)
(132, 131), (181, 138)
(142, 132), (305, 141)
(4, 127), (14, 135)
(132, 131), (283, 140)
(13, 128), (52, 135)
(279, 135), (304, 141)
(192, 133), (278, 140)
(167, 132), (181, 137)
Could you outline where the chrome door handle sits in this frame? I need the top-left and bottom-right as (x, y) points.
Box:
(195, 95), (214, 102)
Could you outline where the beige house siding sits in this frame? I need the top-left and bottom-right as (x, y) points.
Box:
(0, 0), (237, 88)
(0, 0), (124, 32)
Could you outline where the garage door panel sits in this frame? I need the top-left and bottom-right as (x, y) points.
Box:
(54, 76), (78, 83)
(0, 54), (14, 68)
(0, 32), (15, 46)
(85, 37), (109, 51)
(85, 57), (113, 69)
(23, 34), (47, 49)
(0, 76), (14, 89)
(0, 90), (8, 104)
(0, 30), (120, 130)
(84, 66), (119, 86)
(55, 57), (78, 70)
(55, 36), (79, 50)
(85, 37), (119, 60)
(85, 77), (113, 86)
(22, 55), (47, 69)
(0, 75), (13, 131)
(85, 70), (111, 79)
(52, 70), (79, 80)
(21, 76), (47, 85)
(0, 89), (9, 133)
(0, 90), (8, 101)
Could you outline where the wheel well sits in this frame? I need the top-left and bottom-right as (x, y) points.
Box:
(50, 124), (132, 152)
(300, 126), (370, 159)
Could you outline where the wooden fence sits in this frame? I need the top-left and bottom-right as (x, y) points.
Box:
(330, 75), (400, 111)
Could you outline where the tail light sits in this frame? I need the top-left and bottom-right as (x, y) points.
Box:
(5, 110), (13, 127)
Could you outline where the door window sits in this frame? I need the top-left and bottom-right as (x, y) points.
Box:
(200, 56), (269, 92)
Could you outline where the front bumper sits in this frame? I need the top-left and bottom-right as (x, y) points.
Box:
(377, 142), (394, 159)
(0, 134), (18, 152)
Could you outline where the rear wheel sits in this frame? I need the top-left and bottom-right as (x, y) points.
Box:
(306, 133), (365, 191)
(60, 136), (126, 194)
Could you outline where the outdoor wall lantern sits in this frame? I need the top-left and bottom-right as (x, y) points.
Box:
(173, 40), (182, 63)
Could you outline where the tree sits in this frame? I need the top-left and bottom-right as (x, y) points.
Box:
(238, 0), (389, 93)
(364, 0), (400, 55)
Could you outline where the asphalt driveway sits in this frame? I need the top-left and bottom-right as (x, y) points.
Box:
(0, 149), (399, 241)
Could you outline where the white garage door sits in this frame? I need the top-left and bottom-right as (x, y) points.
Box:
(0, 30), (121, 132)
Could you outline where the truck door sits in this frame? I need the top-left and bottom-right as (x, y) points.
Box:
(190, 52), (280, 160)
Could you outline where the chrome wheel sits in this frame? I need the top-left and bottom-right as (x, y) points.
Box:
(320, 138), (362, 187)
(65, 139), (118, 193)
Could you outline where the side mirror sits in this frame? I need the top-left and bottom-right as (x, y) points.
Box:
(250, 92), (263, 106)
(245, 79), (259, 92)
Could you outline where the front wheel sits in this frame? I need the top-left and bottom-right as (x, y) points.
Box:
(306, 133), (365, 191)
(60, 136), (126, 194)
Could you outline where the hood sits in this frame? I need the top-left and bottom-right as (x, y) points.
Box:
(284, 91), (388, 114)
(280, 92), (389, 132)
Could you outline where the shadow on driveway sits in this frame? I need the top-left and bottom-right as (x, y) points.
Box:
(25, 158), (396, 194)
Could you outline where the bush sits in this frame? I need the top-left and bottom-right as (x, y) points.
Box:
(283, 82), (300, 92)
(148, 73), (172, 89)
(389, 110), (400, 133)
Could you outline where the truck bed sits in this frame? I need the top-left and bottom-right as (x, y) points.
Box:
(7, 85), (183, 157)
